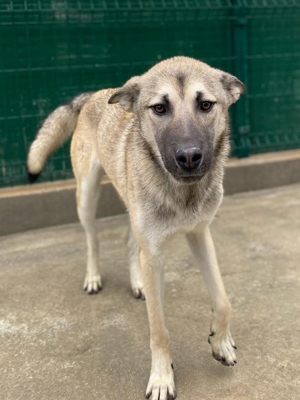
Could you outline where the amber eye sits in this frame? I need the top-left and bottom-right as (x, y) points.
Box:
(151, 104), (167, 115)
(200, 101), (213, 112)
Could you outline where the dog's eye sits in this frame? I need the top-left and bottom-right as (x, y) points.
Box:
(151, 104), (167, 115)
(200, 101), (214, 112)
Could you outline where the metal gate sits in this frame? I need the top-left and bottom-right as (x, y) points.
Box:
(1, 1), (299, 187)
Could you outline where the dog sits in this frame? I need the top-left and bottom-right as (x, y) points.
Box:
(27, 56), (245, 399)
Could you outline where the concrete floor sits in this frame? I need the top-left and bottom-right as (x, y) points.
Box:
(1, 184), (300, 400)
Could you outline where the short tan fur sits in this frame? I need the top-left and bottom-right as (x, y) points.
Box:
(27, 56), (245, 400)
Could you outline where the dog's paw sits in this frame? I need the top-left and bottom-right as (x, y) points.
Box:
(208, 330), (237, 366)
(132, 287), (146, 300)
(145, 363), (176, 400)
(83, 274), (102, 294)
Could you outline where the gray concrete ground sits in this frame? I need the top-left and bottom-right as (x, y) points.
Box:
(1, 184), (300, 400)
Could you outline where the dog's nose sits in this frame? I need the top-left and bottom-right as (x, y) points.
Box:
(175, 147), (203, 172)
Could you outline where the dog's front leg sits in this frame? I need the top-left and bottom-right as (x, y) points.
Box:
(186, 225), (237, 366)
(139, 249), (176, 400)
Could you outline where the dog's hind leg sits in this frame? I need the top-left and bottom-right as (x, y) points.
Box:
(127, 226), (145, 300)
(186, 225), (237, 366)
(76, 160), (103, 294)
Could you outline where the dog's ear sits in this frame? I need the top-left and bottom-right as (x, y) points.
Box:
(221, 73), (245, 105)
(108, 76), (141, 112)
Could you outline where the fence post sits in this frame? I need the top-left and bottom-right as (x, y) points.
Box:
(231, 0), (250, 158)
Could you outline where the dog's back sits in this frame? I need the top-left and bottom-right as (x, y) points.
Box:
(27, 87), (138, 206)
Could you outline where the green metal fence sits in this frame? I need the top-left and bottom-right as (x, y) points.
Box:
(1, 1), (300, 187)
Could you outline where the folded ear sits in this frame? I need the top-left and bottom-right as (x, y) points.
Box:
(221, 73), (245, 105)
(108, 76), (141, 112)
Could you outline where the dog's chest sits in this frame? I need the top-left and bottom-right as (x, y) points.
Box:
(144, 185), (220, 234)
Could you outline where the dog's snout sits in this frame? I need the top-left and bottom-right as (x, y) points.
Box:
(175, 147), (203, 172)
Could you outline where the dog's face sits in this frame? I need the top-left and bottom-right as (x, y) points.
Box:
(109, 57), (245, 183)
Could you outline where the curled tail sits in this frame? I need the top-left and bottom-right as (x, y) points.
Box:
(27, 92), (93, 182)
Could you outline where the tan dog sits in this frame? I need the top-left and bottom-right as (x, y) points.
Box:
(27, 56), (244, 400)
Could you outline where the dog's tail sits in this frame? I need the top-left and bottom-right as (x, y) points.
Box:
(27, 92), (93, 182)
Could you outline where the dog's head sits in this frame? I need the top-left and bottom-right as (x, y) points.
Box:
(108, 56), (245, 183)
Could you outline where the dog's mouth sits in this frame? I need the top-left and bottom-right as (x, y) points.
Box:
(170, 161), (209, 184)
(171, 172), (205, 184)
(162, 162), (208, 184)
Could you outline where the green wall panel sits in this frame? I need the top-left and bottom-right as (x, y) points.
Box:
(0, 0), (300, 187)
